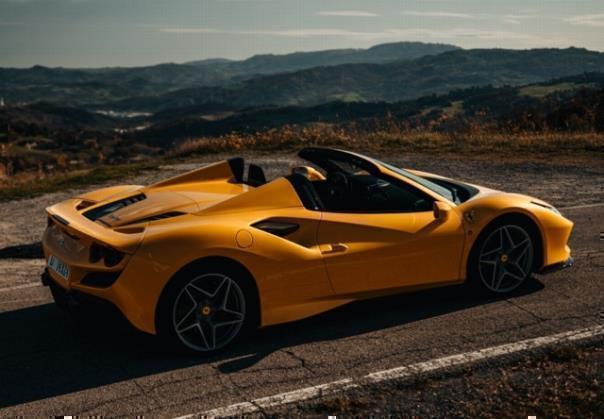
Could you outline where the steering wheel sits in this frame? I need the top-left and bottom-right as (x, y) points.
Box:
(326, 171), (350, 199)
(366, 182), (390, 201)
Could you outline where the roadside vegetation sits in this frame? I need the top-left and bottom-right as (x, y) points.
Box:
(0, 161), (157, 202)
(263, 340), (604, 418)
(171, 124), (604, 157)
(2, 126), (602, 202)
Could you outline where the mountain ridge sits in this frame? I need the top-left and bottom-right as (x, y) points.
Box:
(100, 47), (604, 112)
(0, 41), (459, 106)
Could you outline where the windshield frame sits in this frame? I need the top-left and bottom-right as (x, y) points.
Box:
(375, 160), (457, 204)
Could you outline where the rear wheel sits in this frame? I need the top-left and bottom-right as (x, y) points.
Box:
(157, 264), (254, 353)
(469, 223), (534, 294)
(49, 282), (70, 311)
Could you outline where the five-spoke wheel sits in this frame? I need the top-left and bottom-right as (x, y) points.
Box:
(475, 224), (534, 293)
(172, 273), (246, 352)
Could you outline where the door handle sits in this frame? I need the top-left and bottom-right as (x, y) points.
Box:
(320, 243), (349, 254)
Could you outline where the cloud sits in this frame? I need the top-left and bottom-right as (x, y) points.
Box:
(159, 28), (222, 34)
(564, 13), (604, 27)
(400, 11), (474, 19)
(161, 27), (379, 37)
(500, 14), (542, 25)
(316, 10), (378, 17)
(159, 26), (555, 44)
(400, 11), (548, 25)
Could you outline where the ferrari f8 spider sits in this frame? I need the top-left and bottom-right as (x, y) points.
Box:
(41, 148), (573, 352)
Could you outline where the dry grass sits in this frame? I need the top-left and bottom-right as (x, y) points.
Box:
(170, 124), (604, 157)
(2, 124), (602, 201)
(0, 162), (158, 202)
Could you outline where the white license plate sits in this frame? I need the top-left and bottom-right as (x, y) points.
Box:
(48, 254), (70, 280)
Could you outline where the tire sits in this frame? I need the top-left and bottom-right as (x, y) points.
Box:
(49, 282), (70, 311)
(468, 221), (535, 295)
(156, 262), (256, 354)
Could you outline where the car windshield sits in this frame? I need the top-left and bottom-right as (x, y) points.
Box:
(376, 160), (455, 203)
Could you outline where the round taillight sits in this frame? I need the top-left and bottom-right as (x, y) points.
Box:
(89, 242), (103, 263)
(103, 247), (124, 267)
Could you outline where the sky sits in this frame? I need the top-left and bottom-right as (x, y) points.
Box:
(1, 0), (603, 68)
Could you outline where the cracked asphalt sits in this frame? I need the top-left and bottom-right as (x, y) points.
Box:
(0, 153), (602, 417)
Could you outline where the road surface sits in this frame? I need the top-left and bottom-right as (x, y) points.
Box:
(0, 154), (602, 416)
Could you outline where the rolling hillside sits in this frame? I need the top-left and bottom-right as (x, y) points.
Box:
(0, 42), (458, 106)
(133, 73), (604, 144)
(106, 48), (604, 112)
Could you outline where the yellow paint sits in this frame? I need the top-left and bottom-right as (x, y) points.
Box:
(42, 152), (574, 335)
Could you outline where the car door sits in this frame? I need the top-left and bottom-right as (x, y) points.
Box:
(317, 177), (466, 295)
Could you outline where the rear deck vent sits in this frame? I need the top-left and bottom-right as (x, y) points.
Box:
(136, 211), (186, 223)
(76, 200), (96, 211)
(84, 194), (146, 221)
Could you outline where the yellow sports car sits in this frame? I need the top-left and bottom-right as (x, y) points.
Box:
(41, 148), (573, 352)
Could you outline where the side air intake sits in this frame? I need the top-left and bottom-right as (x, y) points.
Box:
(84, 194), (146, 221)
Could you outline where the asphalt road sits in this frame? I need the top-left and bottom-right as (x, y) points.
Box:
(0, 158), (602, 417)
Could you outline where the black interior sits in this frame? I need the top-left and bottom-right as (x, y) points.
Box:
(311, 172), (433, 213)
(247, 164), (267, 187)
(232, 149), (473, 214)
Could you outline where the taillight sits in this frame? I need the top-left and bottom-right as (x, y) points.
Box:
(89, 243), (125, 267)
(89, 242), (104, 263)
(104, 247), (124, 267)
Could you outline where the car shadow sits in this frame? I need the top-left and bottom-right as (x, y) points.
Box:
(0, 242), (43, 259)
(0, 278), (544, 408)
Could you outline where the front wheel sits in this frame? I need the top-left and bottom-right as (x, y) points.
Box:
(469, 223), (534, 295)
(157, 268), (251, 353)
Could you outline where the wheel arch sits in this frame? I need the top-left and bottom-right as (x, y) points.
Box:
(468, 211), (545, 275)
(154, 255), (262, 334)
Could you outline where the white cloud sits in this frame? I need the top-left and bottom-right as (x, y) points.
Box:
(500, 14), (542, 25)
(159, 26), (559, 45)
(161, 27), (380, 37)
(564, 13), (604, 27)
(159, 28), (222, 34)
(400, 11), (474, 19)
(316, 10), (378, 17)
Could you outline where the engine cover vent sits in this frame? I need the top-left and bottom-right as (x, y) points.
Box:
(84, 194), (146, 221)
(135, 211), (186, 223)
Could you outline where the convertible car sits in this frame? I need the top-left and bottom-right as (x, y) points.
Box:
(41, 147), (573, 352)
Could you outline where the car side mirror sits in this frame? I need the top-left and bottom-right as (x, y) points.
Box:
(433, 201), (452, 221)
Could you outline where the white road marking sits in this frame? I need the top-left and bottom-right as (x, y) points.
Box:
(560, 202), (604, 210)
(178, 324), (604, 419)
(0, 283), (40, 292)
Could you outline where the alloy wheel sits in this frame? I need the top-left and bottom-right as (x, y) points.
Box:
(478, 225), (533, 293)
(172, 273), (246, 352)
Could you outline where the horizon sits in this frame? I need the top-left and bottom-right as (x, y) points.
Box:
(1, 0), (603, 68)
(3, 42), (604, 71)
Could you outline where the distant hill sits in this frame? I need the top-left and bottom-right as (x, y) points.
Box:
(107, 48), (604, 112)
(2, 73), (602, 177)
(0, 42), (458, 106)
(133, 73), (604, 144)
(189, 42), (459, 74)
(0, 102), (116, 134)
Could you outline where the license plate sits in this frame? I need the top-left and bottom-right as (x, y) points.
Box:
(48, 254), (70, 280)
